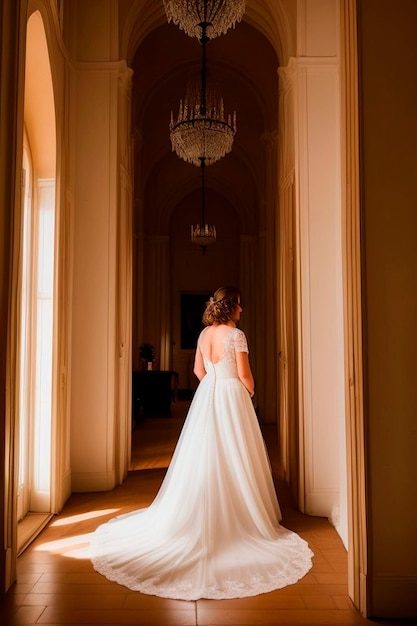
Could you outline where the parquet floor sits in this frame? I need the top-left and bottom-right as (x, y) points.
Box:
(0, 401), (405, 625)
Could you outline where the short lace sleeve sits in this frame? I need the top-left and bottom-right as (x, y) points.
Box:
(234, 329), (249, 353)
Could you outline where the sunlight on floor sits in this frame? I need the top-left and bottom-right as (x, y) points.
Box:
(34, 533), (94, 557)
(49, 508), (120, 527)
(34, 509), (122, 558)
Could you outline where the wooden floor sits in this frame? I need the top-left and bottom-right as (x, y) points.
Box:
(1, 401), (405, 625)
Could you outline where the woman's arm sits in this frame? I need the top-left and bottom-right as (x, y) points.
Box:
(236, 351), (255, 397)
(193, 345), (206, 381)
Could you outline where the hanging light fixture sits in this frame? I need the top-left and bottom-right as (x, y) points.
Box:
(169, 18), (236, 167)
(170, 74), (236, 167)
(163, 0), (245, 40)
(166, 1), (244, 250)
(191, 156), (216, 254)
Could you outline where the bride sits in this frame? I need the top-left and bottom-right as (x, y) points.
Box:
(90, 286), (313, 600)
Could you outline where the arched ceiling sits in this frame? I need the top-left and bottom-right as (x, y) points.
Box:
(120, 0), (296, 64)
(124, 1), (285, 236)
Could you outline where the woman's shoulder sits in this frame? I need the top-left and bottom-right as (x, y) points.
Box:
(231, 327), (249, 352)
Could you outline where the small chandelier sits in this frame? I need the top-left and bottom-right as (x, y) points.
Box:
(191, 156), (216, 254)
(170, 76), (236, 167)
(163, 0), (245, 40)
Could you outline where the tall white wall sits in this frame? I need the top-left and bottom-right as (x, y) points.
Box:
(294, 0), (347, 544)
(69, 0), (128, 491)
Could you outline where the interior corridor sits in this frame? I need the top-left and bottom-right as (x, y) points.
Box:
(1, 402), (405, 625)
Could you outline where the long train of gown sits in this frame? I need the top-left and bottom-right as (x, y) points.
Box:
(90, 328), (313, 600)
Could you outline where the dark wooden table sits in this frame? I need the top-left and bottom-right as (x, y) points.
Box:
(132, 370), (178, 419)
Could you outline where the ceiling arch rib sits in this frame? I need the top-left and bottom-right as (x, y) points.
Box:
(122, 0), (294, 66)
(244, 0), (295, 63)
(122, 0), (166, 63)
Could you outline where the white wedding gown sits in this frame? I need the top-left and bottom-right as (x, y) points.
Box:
(90, 327), (313, 600)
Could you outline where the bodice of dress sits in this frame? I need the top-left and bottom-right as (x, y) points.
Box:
(200, 327), (248, 381)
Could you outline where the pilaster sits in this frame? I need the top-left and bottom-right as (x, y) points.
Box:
(69, 52), (132, 490)
(292, 0), (347, 536)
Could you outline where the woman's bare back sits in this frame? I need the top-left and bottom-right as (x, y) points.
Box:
(198, 324), (235, 364)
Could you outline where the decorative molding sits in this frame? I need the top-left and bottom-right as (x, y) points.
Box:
(70, 59), (130, 73)
(37, 177), (55, 186)
(340, 0), (367, 616)
(305, 489), (341, 518)
(297, 57), (338, 69)
(278, 169), (295, 192)
(277, 57), (298, 94)
(28, 0), (70, 63)
(118, 63), (134, 92)
(119, 163), (132, 191)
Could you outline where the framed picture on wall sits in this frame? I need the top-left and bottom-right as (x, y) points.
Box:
(180, 293), (210, 350)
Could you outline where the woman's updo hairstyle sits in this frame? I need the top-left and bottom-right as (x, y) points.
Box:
(202, 286), (241, 326)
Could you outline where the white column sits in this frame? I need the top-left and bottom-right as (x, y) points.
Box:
(69, 59), (125, 491)
(293, 1), (347, 534)
(260, 131), (279, 424)
(114, 63), (133, 483)
(277, 60), (297, 489)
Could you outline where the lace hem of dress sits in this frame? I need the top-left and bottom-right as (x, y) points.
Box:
(91, 542), (314, 601)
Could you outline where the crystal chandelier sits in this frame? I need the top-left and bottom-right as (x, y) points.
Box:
(163, 0), (245, 40)
(169, 14), (237, 167)
(166, 0), (244, 250)
(170, 75), (236, 167)
(191, 156), (216, 254)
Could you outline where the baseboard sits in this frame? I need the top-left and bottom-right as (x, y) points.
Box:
(17, 513), (53, 556)
(370, 576), (417, 618)
(305, 489), (339, 518)
(71, 471), (116, 492)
